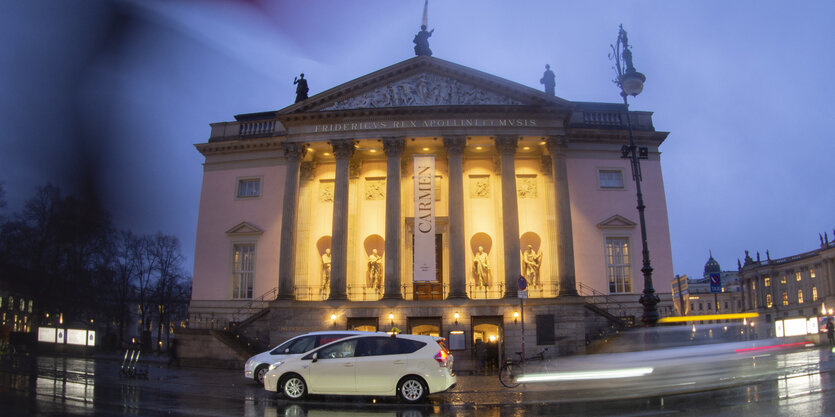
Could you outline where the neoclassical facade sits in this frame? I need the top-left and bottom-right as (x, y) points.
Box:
(185, 56), (674, 367)
(739, 239), (835, 337)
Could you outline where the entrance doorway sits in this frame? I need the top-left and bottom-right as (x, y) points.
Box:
(472, 316), (503, 372)
(413, 234), (444, 300)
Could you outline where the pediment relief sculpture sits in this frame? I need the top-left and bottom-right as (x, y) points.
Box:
(322, 73), (523, 111)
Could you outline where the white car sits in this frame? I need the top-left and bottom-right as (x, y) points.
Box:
(264, 333), (456, 403)
(244, 330), (369, 384)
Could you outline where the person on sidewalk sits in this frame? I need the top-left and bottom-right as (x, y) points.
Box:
(826, 318), (834, 347)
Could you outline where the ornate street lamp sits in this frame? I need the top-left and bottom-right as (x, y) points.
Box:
(610, 25), (659, 326)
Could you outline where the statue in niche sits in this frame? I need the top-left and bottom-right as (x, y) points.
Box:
(472, 246), (490, 287)
(540, 64), (556, 96)
(413, 25), (434, 56)
(523, 245), (542, 286)
(321, 248), (331, 289)
(293, 73), (309, 103)
(368, 249), (383, 289)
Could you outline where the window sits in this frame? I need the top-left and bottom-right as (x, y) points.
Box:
(316, 339), (358, 359)
(536, 314), (556, 345)
(236, 178), (261, 198)
(605, 237), (632, 293)
(752, 281), (756, 291)
(780, 275), (786, 284)
(724, 301), (729, 310)
(797, 289), (804, 304)
(782, 292), (789, 306)
(699, 303), (703, 311)
(232, 244), (255, 299)
(795, 271), (802, 282)
(598, 169), (624, 189)
(813, 287), (818, 301)
(272, 335), (316, 355)
(766, 294), (773, 308)
(690, 303), (694, 311)
(764, 277), (771, 287)
(811, 268), (816, 279)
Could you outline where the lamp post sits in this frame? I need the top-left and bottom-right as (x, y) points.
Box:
(610, 24), (660, 326)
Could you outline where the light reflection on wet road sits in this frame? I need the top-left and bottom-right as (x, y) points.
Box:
(1, 348), (835, 416)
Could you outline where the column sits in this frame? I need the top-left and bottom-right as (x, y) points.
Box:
(329, 140), (354, 300)
(495, 135), (521, 298)
(277, 142), (307, 300)
(382, 137), (404, 299)
(445, 136), (467, 298)
(547, 136), (579, 296)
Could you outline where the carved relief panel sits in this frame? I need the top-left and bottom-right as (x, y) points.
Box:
(469, 175), (491, 199)
(365, 177), (386, 200)
(319, 180), (334, 202)
(517, 175), (537, 199)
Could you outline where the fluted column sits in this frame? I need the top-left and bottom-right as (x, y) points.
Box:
(329, 140), (354, 300)
(495, 136), (521, 298)
(547, 136), (579, 296)
(445, 136), (467, 298)
(277, 142), (307, 300)
(382, 137), (404, 299)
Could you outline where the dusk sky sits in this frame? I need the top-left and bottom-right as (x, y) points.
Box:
(2, 0), (833, 283)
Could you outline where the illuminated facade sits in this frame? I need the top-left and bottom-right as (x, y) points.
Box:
(185, 56), (674, 369)
(740, 239), (835, 337)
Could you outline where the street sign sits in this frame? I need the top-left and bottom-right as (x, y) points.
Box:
(518, 275), (527, 291)
(710, 273), (721, 293)
(518, 290), (528, 299)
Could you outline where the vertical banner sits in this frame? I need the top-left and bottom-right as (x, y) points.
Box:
(413, 155), (436, 282)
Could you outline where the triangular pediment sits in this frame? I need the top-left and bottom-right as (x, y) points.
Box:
(226, 222), (264, 236)
(279, 56), (572, 114)
(597, 214), (637, 230)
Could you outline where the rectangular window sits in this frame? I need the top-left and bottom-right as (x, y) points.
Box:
(232, 244), (256, 299)
(598, 170), (624, 189)
(797, 289), (804, 304)
(813, 287), (818, 301)
(605, 237), (632, 293)
(811, 268), (816, 279)
(766, 294), (773, 308)
(236, 178), (261, 198)
(752, 281), (756, 291)
(782, 292), (789, 306)
(764, 277), (771, 287)
(795, 271), (802, 282)
(535, 314), (555, 345)
(780, 275), (786, 284)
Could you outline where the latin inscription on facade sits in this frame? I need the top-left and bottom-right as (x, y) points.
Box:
(313, 118), (537, 133)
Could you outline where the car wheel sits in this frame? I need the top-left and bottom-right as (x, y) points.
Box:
(397, 376), (426, 403)
(281, 374), (307, 400)
(254, 366), (268, 385)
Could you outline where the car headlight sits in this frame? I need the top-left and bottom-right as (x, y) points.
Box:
(268, 361), (283, 371)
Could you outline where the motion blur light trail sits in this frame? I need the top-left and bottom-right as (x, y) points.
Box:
(517, 367), (654, 382)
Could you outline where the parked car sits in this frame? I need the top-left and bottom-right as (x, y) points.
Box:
(244, 330), (370, 384)
(263, 333), (456, 403)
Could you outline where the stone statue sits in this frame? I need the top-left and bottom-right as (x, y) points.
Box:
(473, 246), (490, 287)
(413, 25), (434, 56)
(293, 73), (309, 103)
(368, 249), (382, 289)
(540, 64), (555, 96)
(522, 245), (542, 286)
(321, 248), (331, 288)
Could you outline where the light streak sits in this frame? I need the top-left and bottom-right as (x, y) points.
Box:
(735, 342), (806, 353)
(516, 367), (653, 382)
(658, 312), (759, 323)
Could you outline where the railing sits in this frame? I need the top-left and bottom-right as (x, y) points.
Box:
(232, 287), (278, 323)
(239, 120), (277, 137)
(294, 285), (331, 301)
(347, 285), (383, 301)
(577, 282), (631, 317)
(466, 283), (506, 300)
(582, 111), (623, 127)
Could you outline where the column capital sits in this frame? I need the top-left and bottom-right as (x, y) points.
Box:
(382, 137), (405, 157)
(330, 140), (356, 159)
(546, 136), (569, 155)
(282, 142), (307, 161)
(494, 135), (518, 154)
(443, 135), (466, 155)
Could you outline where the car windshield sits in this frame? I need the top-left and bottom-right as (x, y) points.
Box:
(271, 335), (316, 355)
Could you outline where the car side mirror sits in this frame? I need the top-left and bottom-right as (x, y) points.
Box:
(284, 348), (290, 354)
(311, 352), (318, 363)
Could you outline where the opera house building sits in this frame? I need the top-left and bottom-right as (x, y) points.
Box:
(183, 55), (674, 370)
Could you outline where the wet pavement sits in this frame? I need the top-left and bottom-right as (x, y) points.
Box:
(2, 347), (835, 416)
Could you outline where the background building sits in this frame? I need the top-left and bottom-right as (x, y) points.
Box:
(740, 235), (835, 337)
(671, 253), (742, 320)
(182, 55), (675, 371)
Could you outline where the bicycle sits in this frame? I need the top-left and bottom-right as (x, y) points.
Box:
(499, 348), (550, 388)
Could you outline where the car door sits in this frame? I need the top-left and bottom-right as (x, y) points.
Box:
(354, 336), (408, 394)
(306, 338), (358, 394)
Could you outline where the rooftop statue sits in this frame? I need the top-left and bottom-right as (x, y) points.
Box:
(414, 25), (434, 56)
(293, 73), (308, 103)
(540, 64), (555, 95)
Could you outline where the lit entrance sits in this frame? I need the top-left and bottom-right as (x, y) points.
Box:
(472, 316), (502, 372)
(413, 234), (444, 300)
